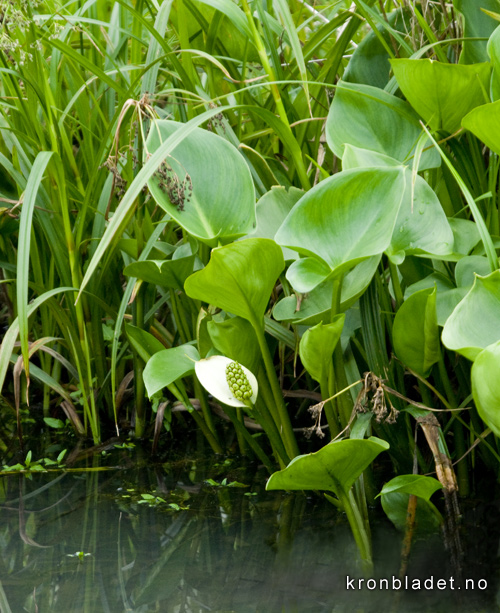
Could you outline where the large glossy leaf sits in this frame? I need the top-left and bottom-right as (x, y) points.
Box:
(379, 464), (443, 535)
(391, 59), (491, 134)
(184, 238), (284, 325)
(454, 0), (500, 64)
(388, 173), (454, 263)
(266, 437), (389, 496)
(393, 287), (440, 376)
(326, 81), (439, 169)
(472, 340), (500, 436)
(146, 120), (255, 246)
(143, 344), (200, 398)
(299, 317), (345, 383)
(342, 145), (454, 263)
(442, 271), (500, 360)
(462, 99), (500, 156)
(275, 167), (405, 279)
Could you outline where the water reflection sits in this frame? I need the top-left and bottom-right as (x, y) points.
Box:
(0, 449), (496, 612)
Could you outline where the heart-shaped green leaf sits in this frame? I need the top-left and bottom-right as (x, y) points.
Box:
(265, 437), (389, 496)
(462, 99), (500, 156)
(143, 344), (200, 398)
(472, 340), (500, 437)
(393, 287), (440, 376)
(326, 81), (439, 169)
(146, 120), (255, 245)
(299, 316), (345, 384)
(275, 167), (406, 278)
(442, 271), (500, 361)
(184, 238), (284, 325)
(389, 173), (453, 263)
(379, 474), (442, 500)
(342, 146), (454, 263)
(381, 492), (442, 533)
(391, 59), (491, 134)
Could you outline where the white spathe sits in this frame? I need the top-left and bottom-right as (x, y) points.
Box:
(195, 355), (258, 407)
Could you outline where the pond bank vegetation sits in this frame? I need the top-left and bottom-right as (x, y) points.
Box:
(1, 0), (500, 599)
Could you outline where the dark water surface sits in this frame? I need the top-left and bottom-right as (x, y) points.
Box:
(0, 444), (498, 613)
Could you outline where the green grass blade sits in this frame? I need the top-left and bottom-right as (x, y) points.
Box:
(17, 152), (54, 381)
(141, 0), (174, 96)
(273, 0), (310, 115)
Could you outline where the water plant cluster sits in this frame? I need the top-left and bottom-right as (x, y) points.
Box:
(1, 0), (500, 574)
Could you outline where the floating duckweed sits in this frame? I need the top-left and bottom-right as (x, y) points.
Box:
(226, 362), (253, 402)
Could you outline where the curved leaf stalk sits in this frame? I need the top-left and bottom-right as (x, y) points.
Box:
(337, 487), (373, 574)
(328, 276), (353, 429)
(388, 259), (404, 309)
(255, 375), (291, 467)
(251, 319), (299, 459)
(321, 368), (341, 439)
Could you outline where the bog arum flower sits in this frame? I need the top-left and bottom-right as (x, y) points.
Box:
(195, 356), (258, 408)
